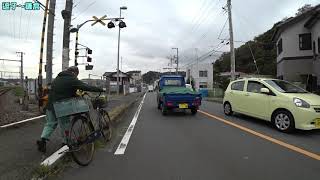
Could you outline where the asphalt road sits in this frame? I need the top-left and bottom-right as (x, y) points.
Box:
(55, 92), (320, 180)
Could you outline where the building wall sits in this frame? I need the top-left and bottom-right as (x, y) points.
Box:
(276, 17), (320, 89)
(311, 21), (320, 86)
(277, 17), (313, 62)
(186, 63), (213, 90)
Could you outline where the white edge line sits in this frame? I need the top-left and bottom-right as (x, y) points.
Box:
(0, 115), (46, 128)
(114, 93), (147, 155)
(41, 145), (69, 166)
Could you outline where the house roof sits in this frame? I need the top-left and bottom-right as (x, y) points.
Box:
(272, 4), (320, 41)
(104, 71), (132, 79)
(127, 70), (141, 74)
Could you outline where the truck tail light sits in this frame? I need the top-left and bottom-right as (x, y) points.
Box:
(193, 98), (201, 106)
(166, 101), (174, 107)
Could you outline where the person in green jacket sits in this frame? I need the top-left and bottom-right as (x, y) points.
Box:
(36, 66), (104, 153)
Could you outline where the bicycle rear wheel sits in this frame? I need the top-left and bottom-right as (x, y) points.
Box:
(69, 115), (95, 166)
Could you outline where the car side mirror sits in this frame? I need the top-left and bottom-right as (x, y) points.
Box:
(260, 88), (270, 94)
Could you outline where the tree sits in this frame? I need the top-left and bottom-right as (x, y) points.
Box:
(296, 4), (313, 16)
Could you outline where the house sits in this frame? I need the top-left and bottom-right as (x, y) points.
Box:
(272, 4), (320, 91)
(103, 71), (132, 94)
(126, 70), (142, 86)
(186, 63), (213, 90)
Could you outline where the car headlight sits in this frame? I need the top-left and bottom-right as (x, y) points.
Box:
(293, 98), (310, 108)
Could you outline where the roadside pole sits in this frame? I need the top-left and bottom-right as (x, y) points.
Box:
(61, 0), (73, 70)
(227, 0), (236, 80)
(46, 0), (56, 84)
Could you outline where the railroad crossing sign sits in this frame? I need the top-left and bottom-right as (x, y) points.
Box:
(91, 15), (107, 26)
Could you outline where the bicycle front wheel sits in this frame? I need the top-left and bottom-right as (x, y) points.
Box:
(69, 115), (95, 166)
(101, 112), (112, 142)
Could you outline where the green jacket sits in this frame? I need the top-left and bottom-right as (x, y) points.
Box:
(47, 71), (103, 110)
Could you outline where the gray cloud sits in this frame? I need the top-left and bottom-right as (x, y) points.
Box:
(0, 0), (318, 79)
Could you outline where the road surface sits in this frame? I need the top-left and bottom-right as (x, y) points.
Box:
(54, 92), (320, 180)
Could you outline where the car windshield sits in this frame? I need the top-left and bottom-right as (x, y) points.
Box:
(264, 80), (308, 93)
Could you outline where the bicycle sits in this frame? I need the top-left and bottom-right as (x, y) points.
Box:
(54, 92), (112, 166)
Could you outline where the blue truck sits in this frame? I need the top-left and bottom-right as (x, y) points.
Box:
(156, 75), (202, 115)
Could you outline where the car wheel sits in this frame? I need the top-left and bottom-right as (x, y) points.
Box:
(224, 102), (233, 116)
(272, 110), (295, 133)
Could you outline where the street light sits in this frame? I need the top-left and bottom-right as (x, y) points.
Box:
(116, 6), (127, 95)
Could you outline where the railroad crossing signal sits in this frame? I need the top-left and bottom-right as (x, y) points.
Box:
(91, 15), (107, 26)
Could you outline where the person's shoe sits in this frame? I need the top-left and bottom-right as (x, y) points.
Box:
(36, 138), (47, 153)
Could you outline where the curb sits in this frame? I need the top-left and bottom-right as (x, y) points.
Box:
(32, 94), (142, 180)
(0, 115), (46, 129)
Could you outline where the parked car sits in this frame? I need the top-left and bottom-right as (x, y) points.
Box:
(157, 75), (202, 115)
(223, 78), (320, 132)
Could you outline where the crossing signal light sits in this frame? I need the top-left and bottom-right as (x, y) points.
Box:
(87, 48), (92, 54)
(87, 57), (92, 62)
(107, 21), (115, 29)
(119, 21), (127, 28)
(85, 65), (93, 70)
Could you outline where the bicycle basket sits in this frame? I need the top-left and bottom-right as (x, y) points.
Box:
(53, 97), (90, 118)
(91, 97), (108, 109)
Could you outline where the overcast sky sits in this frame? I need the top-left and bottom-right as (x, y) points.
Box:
(0, 0), (319, 79)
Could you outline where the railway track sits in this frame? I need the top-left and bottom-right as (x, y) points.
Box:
(0, 87), (13, 97)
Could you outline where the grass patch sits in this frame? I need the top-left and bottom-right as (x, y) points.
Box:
(13, 86), (24, 97)
(109, 104), (129, 122)
(32, 164), (51, 179)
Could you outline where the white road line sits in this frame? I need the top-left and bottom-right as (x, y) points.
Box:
(41, 145), (69, 166)
(114, 93), (147, 155)
(0, 115), (46, 128)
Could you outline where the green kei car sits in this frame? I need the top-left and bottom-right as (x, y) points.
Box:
(223, 78), (320, 132)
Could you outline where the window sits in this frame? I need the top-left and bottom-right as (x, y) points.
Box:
(164, 79), (182, 86)
(277, 38), (283, 55)
(199, 71), (208, 77)
(231, 81), (245, 91)
(199, 82), (208, 88)
(247, 81), (264, 93)
(299, 33), (312, 50)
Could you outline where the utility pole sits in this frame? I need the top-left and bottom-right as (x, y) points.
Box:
(46, 0), (56, 84)
(172, 48), (179, 74)
(227, 0), (236, 80)
(196, 48), (199, 90)
(16, 52), (24, 88)
(62, 0), (73, 70)
(121, 56), (123, 71)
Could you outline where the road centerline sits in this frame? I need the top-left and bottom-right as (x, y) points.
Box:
(199, 110), (320, 161)
(114, 93), (147, 155)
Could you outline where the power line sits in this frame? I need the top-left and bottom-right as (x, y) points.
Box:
(181, 43), (226, 68)
(176, 0), (221, 46)
(72, 1), (96, 21)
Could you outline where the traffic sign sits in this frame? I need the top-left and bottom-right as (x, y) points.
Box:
(91, 15), (107, 26)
